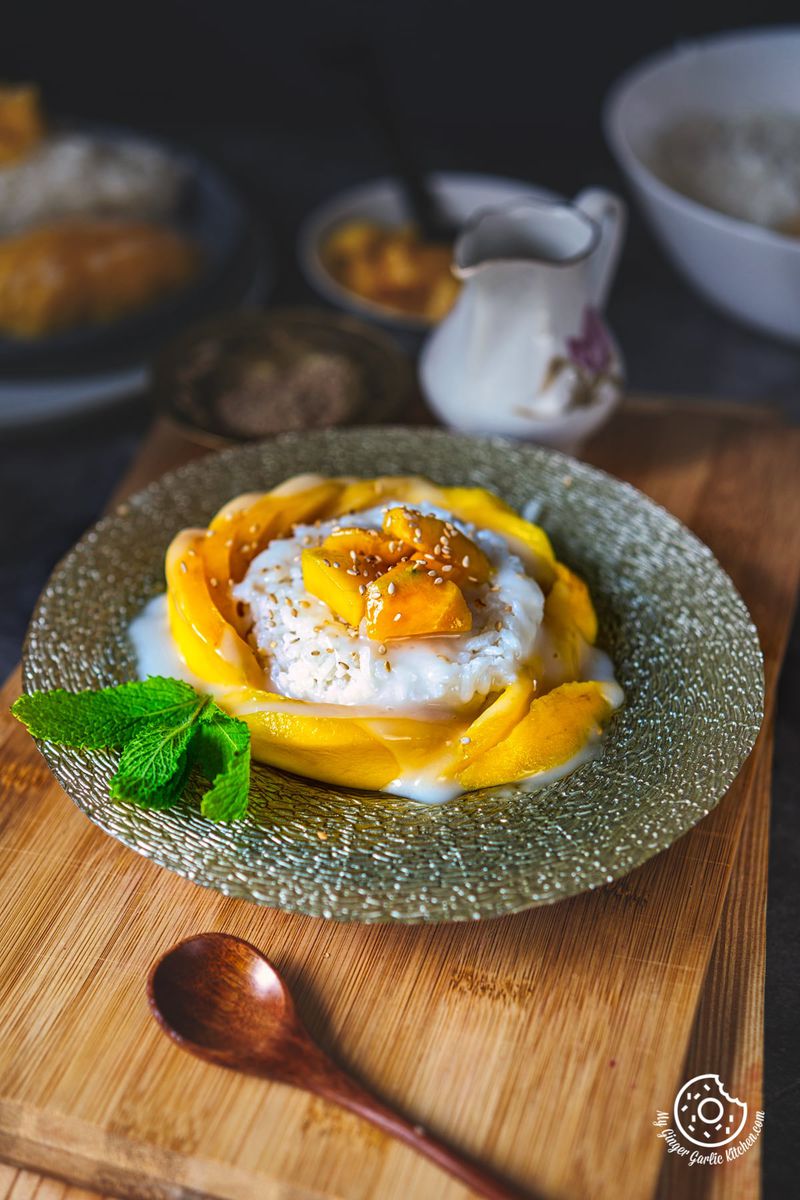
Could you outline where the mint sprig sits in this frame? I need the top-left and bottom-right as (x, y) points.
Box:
(11, 677), (251, 822)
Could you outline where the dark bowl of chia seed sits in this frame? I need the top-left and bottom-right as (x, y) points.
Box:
(153, 307), (417, 446)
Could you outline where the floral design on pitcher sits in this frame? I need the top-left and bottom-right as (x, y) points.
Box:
(526, 306), (621, 414)
(566, 307), (614, 375)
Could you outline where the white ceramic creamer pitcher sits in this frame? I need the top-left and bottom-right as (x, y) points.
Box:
(420, 189), (626, 447)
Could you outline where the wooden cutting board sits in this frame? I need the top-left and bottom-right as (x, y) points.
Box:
(0, 397), (797, 1200)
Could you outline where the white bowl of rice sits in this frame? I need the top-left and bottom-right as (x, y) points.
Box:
(604, 26), (800, 344)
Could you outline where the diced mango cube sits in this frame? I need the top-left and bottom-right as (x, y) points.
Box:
(382, 506), (491, 585)
(365, 562), (472, 640)
(301, 548), (380, 628)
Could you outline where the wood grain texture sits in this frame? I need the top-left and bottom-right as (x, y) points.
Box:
(0, 400), (797, 1200)
(656, 722), (773, 1200)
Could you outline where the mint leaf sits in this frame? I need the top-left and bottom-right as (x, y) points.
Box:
(12, 677), (199, 748)
(109, 693), (209, 805)
(13, 678), (252, 822)
(190, 708), (251, 822)
(119, 754), (194, 811)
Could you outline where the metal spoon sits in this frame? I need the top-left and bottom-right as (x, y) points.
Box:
(148, 932), (536, 1200)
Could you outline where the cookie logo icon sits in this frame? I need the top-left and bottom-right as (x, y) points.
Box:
(674, 1074), (748, 1148)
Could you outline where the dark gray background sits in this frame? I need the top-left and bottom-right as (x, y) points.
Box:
(1, 4), (798, 1195)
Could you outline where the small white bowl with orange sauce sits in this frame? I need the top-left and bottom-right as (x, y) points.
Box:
(298, 172), (555, 331)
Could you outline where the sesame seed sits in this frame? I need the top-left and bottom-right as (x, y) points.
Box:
(179, 560), (187, 574)
(468, 576), (479, 583)
(225, 538), (234, 548)
(249, 524), (259, 534)
(462, 555), (470, 567)
(378, 643), (387, 654)
(358, 584), (366, 594)
(434, 577), (443, 585)
(187, 547), (197, 557)
(495, 620), (503, 631)
(387, 581), (397, 595)
(346, 568), (359, 576)
(270, 640), (278, 648)
(209, 576), (218, 587)
(441, 564), (453, 572)
(338, 661), (350, 670)
(311, 650), (321, 656)
(460, 736), (471, 745)
(393, 612), (403, 622)
(385, 661), (392, 672)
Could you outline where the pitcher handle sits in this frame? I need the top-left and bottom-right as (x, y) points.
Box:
(573, 188), (626, 310)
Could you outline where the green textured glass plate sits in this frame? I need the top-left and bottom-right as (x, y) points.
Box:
(22, 428), (764, 923)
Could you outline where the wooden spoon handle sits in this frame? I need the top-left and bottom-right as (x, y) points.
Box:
(312, 1066), (539, 1200)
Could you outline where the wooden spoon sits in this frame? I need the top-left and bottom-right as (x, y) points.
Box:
(148, 932), (537, 1200)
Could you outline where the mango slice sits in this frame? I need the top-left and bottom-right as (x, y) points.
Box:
(437, 486), (556, 590)
(365, 562), (472, 640)
(208, 481), (343, 586)
(165, 530), (263, 687)
(334, 475), (443, 515)
(224, 684), (465, 791)
(382, 506), (491, 585)
(301, 547), (381, 628)
(546, 562), (597, 644)
(244, 709), (399, 790)
(458, 681), (612, 789)
(460, 674), (537, 765)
